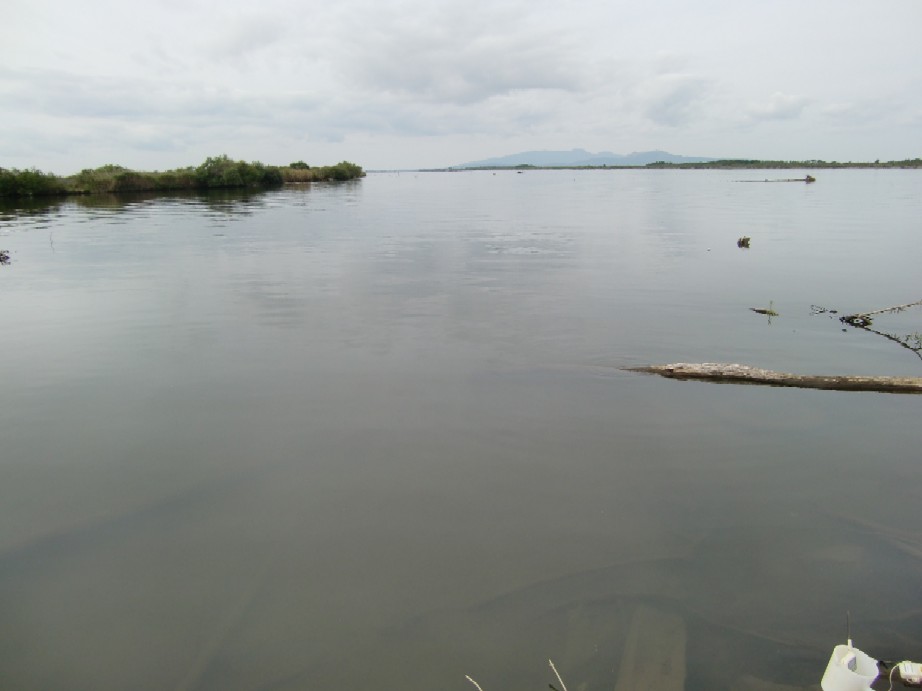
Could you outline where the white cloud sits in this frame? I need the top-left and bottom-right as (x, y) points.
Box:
(333, 2), (585, 105)
(2, 0), (921, 170)
(747, 92), (810, 122)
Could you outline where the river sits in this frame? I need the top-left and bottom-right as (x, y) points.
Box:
(1, 169), (920, 690)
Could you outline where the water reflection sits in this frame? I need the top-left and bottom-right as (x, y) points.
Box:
(0, 196), (69, 229)
(0, 187), (285, 226)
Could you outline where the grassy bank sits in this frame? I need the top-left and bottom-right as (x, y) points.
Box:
(0, 156), (364, 198)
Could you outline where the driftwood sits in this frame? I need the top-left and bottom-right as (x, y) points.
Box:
(627, 363), (922, 394)
(739, 175), (815, 183)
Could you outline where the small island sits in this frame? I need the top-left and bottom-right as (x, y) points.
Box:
(0, 155), (365, 198)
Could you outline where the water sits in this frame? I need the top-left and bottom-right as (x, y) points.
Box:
(1, 170), (920, 691)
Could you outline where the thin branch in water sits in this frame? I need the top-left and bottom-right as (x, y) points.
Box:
(839, 299), (922, 362)
(465, 675), (486, 691)
(844, 299), (922, 322)
(548, 659), (569, 691)
(847, 322), (922, 362)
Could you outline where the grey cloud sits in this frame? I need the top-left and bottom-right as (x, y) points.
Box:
(4, 0), (922, 171)
(336, 3), (584, 104)
(637, 73), (711, 127)
(205, 15), (288, 60)
(2, 68), (323, 124)
(346, 41), (580, 104)
(746, 92), (809, 121)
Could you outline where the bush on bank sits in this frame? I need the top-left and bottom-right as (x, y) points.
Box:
(0, 156), (364, 198)
(0, 167), (68, 197)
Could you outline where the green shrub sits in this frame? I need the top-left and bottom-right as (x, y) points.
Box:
(327, 161), (364, 180)
(113, 171), (155, 192)
(153, 169), (196, 190)
(0, 167), (66, 197)
(73, 166), (121, 193)
(194, 155), (284, 189)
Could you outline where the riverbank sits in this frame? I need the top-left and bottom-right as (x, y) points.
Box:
(0, 156), (364, 198)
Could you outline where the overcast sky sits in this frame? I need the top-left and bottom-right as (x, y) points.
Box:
(3, 0), (921, 173)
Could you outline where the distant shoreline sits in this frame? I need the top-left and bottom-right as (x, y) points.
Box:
(0, 156), (365, 199)
(426, 158), (922, 172)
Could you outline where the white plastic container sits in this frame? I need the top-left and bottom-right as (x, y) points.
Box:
(820, 643), (878, 691)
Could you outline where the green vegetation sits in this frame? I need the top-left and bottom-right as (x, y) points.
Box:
(0, 167), (69, 197)
(277, 160), (364, 183)
(0, 155), (364, 198)
(644, 158), (922, 170)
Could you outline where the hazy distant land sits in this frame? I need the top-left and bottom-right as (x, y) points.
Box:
(449, 149), (922, 170)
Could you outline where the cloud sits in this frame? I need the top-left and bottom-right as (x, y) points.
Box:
(205, 15), (289, 61)
(2, 0), (921, 170)
(746, 92), (809, 121)
(335, 2), (585, 104)
(635, 73), (713, 127)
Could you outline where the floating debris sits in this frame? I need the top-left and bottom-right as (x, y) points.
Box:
(626, 363), (922, 394)
(739, 176), (816, 183)
(750, 300), (778, 317)
(839, 299), (922, 328)
(816, 299), (922, 361)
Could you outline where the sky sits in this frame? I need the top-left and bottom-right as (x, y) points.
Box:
(3, 0), (921, 173)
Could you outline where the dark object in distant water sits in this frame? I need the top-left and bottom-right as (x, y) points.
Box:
(739, 176), (817, 183)
(0, 250), (10, 265)
(737, 236), (751, 248)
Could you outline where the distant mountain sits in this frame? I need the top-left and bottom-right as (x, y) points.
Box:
(453, 149), (716, 168)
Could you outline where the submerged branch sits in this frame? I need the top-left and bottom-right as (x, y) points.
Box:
(837, 299), (922, 362)
(627, 363), (922, 394)
(840, 299), (922, 326)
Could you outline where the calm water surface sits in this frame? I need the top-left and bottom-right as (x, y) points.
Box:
(1, 170), (921, 690)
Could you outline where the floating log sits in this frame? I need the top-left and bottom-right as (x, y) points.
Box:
(739, 176), (815, 183)
(626, 363), (922, 394)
